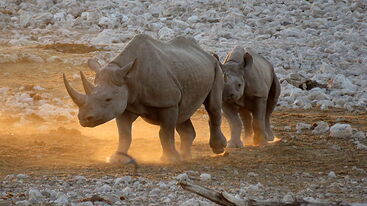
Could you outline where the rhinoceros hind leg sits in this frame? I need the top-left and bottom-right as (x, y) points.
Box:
(223, 103), (243, 148)
(204, 73), (227, 153)
(265, 76), (281, 141)
(252, 98), (268, 146)
(176, 119), (196, 160)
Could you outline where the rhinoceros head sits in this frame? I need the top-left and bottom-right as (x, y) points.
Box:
(221, 61), (245, 102)
(63, 59), (136, 127)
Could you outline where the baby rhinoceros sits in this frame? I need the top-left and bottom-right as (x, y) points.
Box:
(214, 46), (280, 147)
(63, 34), (227, 163)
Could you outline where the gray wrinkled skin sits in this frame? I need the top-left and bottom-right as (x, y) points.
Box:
(63, 34), (227, 163)
(217, 46), (280, 147)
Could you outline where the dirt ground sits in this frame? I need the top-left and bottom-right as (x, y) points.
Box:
(0, 43), (366, 202)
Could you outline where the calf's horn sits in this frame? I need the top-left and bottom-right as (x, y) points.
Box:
(80, 71), (95, 95)
(63, 73), (86, 106)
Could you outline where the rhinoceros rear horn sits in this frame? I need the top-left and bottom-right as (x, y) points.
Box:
(80, 71), (95, 95)
(63, 73), (86, 106)
(87, 59), (102, 73)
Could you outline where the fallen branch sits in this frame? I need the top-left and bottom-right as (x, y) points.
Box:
(179, 181), (354, 206)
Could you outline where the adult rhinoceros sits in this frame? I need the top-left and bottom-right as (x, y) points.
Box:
(63, 34), (227, 163)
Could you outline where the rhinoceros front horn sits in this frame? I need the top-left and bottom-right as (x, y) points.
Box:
(63, 73), (86, 106)
(80, 71), (95, 95)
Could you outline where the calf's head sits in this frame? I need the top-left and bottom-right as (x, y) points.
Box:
(63, 59), (136, 127)
(221, 61), (245, 102)
(213, 51), (253, 103)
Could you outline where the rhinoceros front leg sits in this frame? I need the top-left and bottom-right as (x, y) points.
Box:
(239, 108), (254, 145)
(109, 111), (138, 164)
(159, 107), (182, 162)
(176, 119), (196, 160)
(222, 102), (243, 148)
(251, 98), (268, 146)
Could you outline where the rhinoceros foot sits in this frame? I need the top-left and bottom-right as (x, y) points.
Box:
(210, 132), (227, 154)
(108, 152), (134, 164)
(161, 151), (182, 163)
(227, 139), (244, 148)
(253, 136), (268, 146)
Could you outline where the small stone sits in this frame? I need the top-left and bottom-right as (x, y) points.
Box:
(175, 173), (190, 181)
(328, 171), (336, 178)
(312, 121), (329, 135)
(247, 172), (258, 177)
(200, 173), (211, 181)
(296, 122), (311, 133)
(158, 27), (175, 40)
(28, 188), (43, 202)
(149, 188), (160, 196)
(15, 200), (31, 206)
(282, 192), (294, 203)
(330, 124), (353, 138)
(99, 184), (111, 193)
(16, 174), (29, 179)
(284, 126), (291, 131)
(352, 131), (366, 139)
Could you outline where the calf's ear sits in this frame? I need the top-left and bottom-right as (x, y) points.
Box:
(243, 52), (253, 69)
(87, 59), (102, 73)
(212, 53), (223, 67)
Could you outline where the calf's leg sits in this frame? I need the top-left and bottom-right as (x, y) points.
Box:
(223, 102), (243, 148)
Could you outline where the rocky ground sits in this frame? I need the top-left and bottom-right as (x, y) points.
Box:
(0, 0), (366, 205)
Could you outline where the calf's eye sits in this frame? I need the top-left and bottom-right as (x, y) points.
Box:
(105, 98), (112, 102)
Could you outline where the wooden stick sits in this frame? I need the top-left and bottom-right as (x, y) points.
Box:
(179, 181), (354, 206)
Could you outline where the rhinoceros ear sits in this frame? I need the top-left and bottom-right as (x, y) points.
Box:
(243, 52), (253, 68)
(113, 59), (137, 85)
(212, 53), (223, 67)
(87, 59), (102, 73)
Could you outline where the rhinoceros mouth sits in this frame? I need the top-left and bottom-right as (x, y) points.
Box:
(79, 118), (109, 127)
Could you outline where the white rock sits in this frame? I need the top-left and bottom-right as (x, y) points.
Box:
(180, 198), (211, 206)
(15, 200), (30, 206)
(354, 140), (367, 150)
(352, 131), (366, 139)
(158, 27), (175, 40)
(149, 188), (160, 196)
(99, 184), (111, 193)
(284, 126), (291, 131)
(296, 122), (312, 133)
(328, 171), (336, 178)
(175, 173), (190, 181)
(16, 174), (29, 179)
(46, 56), (62, 63)
(312, 121), (330, 135)
(121, 186), (132, 196)
(330, 124), (353, 138)
(28, 188), (43, 202)
(187, 15), (199, 23)
(54, 193), (68, 205)
(247, 172), (258, 177)
(200, 173), (211, 181)
(25, 55), (44, 63)
(282, 192), (295, 203)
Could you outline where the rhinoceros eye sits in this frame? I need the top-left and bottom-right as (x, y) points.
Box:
(238, 83), (242, 88)
(105, 98), (112, 102)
